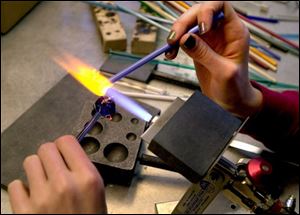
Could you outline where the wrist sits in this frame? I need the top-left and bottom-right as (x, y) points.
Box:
(247, 86), (263, 116)
(228, 82), (263, 119)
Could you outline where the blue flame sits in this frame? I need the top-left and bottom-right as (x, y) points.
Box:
(106, 88), (152, 122)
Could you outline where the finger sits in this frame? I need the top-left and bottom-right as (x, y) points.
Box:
(165, 45), (179, 60)
(167, 2), (224, 44)
(193, 2), (225, 34)
(23, 155), (47, 193)
(179, 33), (225, 71)
(167, 2), (238, 44)
(8, 180), (31, 213)
(167, 4), (202, 44)
(197, 2), (240, 35)
(55, 135), (95, 172)
(37, 142), (69, 179)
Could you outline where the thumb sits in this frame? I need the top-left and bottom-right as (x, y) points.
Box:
(180, 33), (223, 71)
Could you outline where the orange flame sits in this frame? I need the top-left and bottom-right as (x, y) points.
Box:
(53, 53), (112, 96)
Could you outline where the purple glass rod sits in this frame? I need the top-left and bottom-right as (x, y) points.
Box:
(109, 12), (224, 83)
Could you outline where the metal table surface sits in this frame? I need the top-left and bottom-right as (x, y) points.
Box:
(1, 1), (299, 214)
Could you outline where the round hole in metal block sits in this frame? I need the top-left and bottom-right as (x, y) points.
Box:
(126, 133), (137, 141)
(106, 32), (111, 35)
(230, 204), (237, 210)
(80, 137), (100, 155)
(104, 143), (128, 163)
(150, 26), (157, 31)
(106, 12), (115, 17)
(84, 122), (103, 135)
(131, 118), (139, 124)
(111, 113), (122, 122)
(94, 8), (101, 13)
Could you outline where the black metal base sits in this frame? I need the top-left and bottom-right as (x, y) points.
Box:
(143, 91), (243, 183)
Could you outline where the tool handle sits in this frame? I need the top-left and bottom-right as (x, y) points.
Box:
(109, 12), (224, 83)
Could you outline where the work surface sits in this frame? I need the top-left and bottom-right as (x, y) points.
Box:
(1, 1), (299, 214)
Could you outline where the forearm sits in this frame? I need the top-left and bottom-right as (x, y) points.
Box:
(241, 81), (299, 163)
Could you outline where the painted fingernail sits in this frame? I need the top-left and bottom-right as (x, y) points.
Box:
(198, 22), (206, 35)
(165, 50), (172, 57)
(165, 52), (171, 59)
(183, 35), (196, 49)
(167, 30), (176, 42)
(165, 48), (175, 59)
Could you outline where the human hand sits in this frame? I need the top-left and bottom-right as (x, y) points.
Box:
(7, 135), (107, 214)
(166, 1), (262, 118)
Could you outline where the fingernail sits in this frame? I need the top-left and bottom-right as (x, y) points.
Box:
(198, 22), (206, 35)
(165, 48), (175, 59)
(167, 30), (176, 42)
(183, 35), (196, 49)
(165, 50), (172, 58)
(165, 52), (172, 60)
(165, 44), (179, 59)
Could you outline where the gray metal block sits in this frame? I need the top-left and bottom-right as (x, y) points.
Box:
(145, 91), (243, 183)
(73, 100), (160, 185)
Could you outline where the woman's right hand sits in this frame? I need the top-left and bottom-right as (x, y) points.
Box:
(8, 135), (107, 214)
(166, 1), (262, 118)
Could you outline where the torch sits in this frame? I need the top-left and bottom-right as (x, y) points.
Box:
(53, 53), (153, 142)
(55, 12), (224, 142)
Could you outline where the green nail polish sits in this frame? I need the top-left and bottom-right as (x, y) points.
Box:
(167, 30), (176, 41)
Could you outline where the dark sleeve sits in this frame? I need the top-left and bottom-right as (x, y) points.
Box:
(241, 81), (299, 163)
